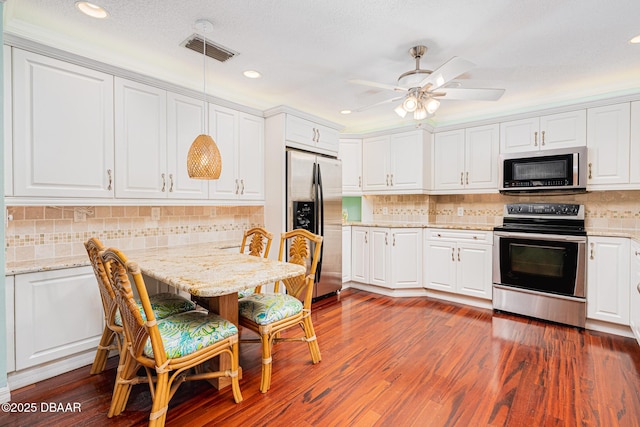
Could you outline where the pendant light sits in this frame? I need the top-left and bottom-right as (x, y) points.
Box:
(187, 19), (222, 180)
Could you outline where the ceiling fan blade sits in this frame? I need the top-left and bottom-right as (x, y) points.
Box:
(437, 87), (505, 101)
(418, 56), (475, 90)
(349, 79), (406, 92)
(354, 96), (404, 112)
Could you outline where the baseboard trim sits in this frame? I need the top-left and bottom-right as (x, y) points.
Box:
(0, 385), (11, 403)
(8, 350), (97, 391)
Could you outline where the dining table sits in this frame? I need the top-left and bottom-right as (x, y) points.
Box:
(128, 242), (306, 388)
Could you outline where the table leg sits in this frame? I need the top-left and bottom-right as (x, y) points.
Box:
(194, 293), (241, 389)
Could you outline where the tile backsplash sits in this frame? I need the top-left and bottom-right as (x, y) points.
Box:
(5, 205), (264, 264)
(368, 190), (640, 231)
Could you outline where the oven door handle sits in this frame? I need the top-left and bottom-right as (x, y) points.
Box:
(494, 231), (586, 243)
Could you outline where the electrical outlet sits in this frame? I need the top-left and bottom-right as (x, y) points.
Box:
(73, 208), (86, 222)
(151, 207), (161, 221)
(382, 207), (388, 215)
(457, 207), (464, 216)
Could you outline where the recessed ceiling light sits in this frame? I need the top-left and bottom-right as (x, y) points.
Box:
(75, 1), (109, 19)
(630, 34), (640, 44)
(340, 110), (352, 115)
(243, 70), (261, 79)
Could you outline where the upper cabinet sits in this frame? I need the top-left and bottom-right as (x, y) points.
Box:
(433, 124), (499, 193)
(339, 138), (362, 195)
(285, 114), (339, 156)
(12, 49), (115, 198)
(500, 110), (586, 153)
(586, 102), (634, 188)
(209, 104), (265, 201)
(362, 129), (432, 194)
(4, 45), (12, 196)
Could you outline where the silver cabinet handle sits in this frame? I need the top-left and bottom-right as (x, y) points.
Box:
(390, 174), (393, 186)
(161, 173), (166, 192)
(637, 282), (640, 294)
(541, 130), (545, 146)
(316, 128), (320, 142)
(393, 234), (396, 246)
(359, 176), (362, 188)
(385, 232), (388, 245)
(588, 163), (593, 180)
(457, 247), (461, 262)
(107, 169), (112, 191)
(590, 242), (594, 260)
(451, 247), (455, 261)
(365, 231), (368, 244)
(235, 179), (239, 194)
(466, 172), (469, 185)
(534, 131), (538, 146)
(386, 174), (390, 186)
(460, 172), (464, 185)
(169, 174), (174, 192)
(240, 179), (245, 195)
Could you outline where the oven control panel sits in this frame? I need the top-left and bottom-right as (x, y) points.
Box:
(505, 203), (583, 217)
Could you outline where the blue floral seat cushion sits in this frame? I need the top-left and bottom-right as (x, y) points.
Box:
(237, 288), (255, 299)
(114, 293), (195, 326)
(238, 293), (303, 325)
(144, 311), (238, 359)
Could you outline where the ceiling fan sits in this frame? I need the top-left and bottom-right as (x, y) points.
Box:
(350, 45), (505, 120)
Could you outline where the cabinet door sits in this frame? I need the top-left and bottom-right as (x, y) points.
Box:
(369, 228), (390, 287)
(351, 227), (369, 283)
(434, 130), (465, 190)
(339, 139), (363, 194)
(456, 243), (492, 299)
(629, 101), (640, 184)
(166, 92), (208, 199)
(315, 124), (340, 155)
(285, 114), (316, 146)
(465, 124), (499, 190)
(4, 46), (12, 196)
(587, 103), (631, 186)
(587, 237), (630, 325)
(631, 242), (640, 345)
(539, 110), (586, 150)
(14, 267), (103, 370)
(500, 117), (539, 153)
(389, 131), (424, 191)
(115, 78), (168, 198)
(424, 240), (456, 292)
(209, 104), (239, 199)
(13, 49), (114, 198)
(237, 113), (265, 200)
(362, 136), (390, 191)
(5, 275), (15, 373)
(390, 229), (422, 289)
(342, 226), (352, 282)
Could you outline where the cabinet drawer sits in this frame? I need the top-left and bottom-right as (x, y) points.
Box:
(426, 228), (492, 244)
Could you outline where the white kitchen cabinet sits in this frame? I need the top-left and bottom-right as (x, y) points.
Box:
(209, 104), (265, 201)
(369, 228), (390, 287)
(339, 138), (362, 195)
(5, 276), (15, 373)
(630, 101), (640, 185)
(12, 49), (115, 198)
(424, 229), (493, 300)
(4, 46), (12, 196)
(362, 129), (431, 194)
(14, 266), (103, 370)
(587, 103), (631, 187)
(630, 240), (640, 345)
(389, 228), (423, 289)
(500, 110), (586, 153)
(342, 226), (351, 282)
(587, 236), (630, 325)
(115, 78), (168, 198)
(351, 226), (369, 284)
(434, 124), (499, 192)
(285, 114), (339, 156)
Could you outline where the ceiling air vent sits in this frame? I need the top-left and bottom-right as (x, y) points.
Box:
(182, 35), (238, 62)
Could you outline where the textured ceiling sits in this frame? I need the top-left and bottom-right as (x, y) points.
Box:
(4, 0), (640, 133)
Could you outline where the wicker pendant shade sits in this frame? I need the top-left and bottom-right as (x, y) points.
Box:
(187, 134), (222, 179)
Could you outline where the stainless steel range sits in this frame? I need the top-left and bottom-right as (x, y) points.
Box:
(492, 203), (587, 327)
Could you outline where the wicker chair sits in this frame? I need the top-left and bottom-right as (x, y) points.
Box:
(238, 227), (273, 298)
(238, 228), (323, 393)
(84, 238), (195, 375)
(101, 247), (242, 426)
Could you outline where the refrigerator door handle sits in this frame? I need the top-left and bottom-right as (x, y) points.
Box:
(315, 162), (324, 283)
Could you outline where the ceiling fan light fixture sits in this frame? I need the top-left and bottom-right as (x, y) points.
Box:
(426, 98), (440, 114)
(402, 94), (418, 112)
(413, 104), (427, 120)
(394, 104), (407, 118)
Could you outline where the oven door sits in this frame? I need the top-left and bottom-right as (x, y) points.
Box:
(493, 231), (586, 297)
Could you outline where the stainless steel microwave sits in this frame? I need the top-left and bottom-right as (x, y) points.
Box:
(499, 146), (587, 194)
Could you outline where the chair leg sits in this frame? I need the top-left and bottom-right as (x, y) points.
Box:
(148, 372), (170, 427)
(230, 341), (243, 403)
(90, 326), (115, 375)
(108, 350), (137, 418)
(302, 317), (321, 364)
(259, 332), (273, 393)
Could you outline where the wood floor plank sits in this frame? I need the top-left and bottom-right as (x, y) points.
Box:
(2, 288), (640, 426)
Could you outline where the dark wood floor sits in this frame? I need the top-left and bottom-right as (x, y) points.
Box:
(2, 288), (640, 427)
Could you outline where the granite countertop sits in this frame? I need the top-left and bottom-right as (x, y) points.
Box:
(344, 222), (495, 231)
(6, 240), (242, 276)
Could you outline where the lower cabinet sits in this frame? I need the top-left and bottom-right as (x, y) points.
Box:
(424, 229), (493, 300)
(587, 236), (630, 325)
(351, 226), (422, 290)
(13, 267), (104, 370)
(5, 276), (15, 373)
(342, 226), (351, 282)
(631, 241), (640, 345)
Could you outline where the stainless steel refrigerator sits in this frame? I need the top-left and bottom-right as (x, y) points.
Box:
(287, 149), (342, 300)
